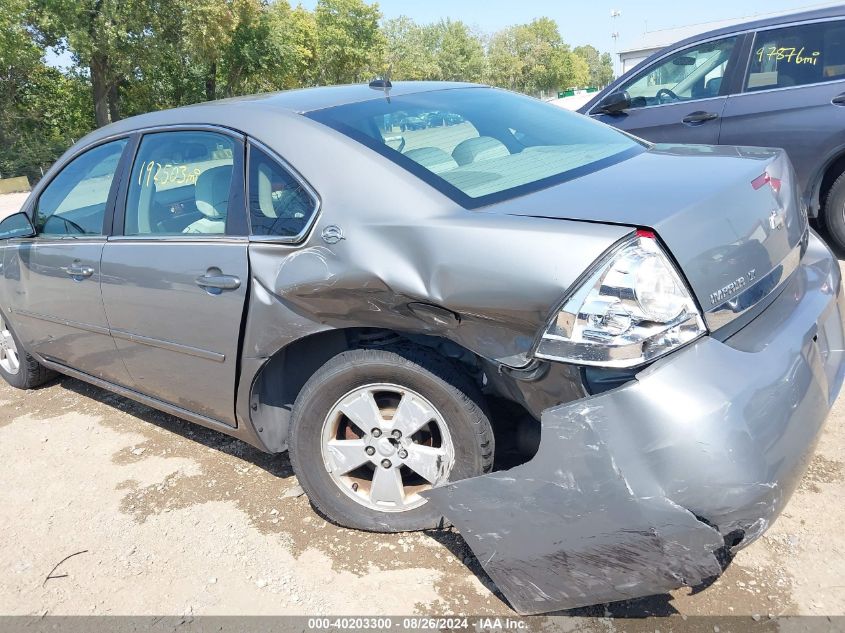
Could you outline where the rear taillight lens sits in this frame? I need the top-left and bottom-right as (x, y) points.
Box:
(535, 232), (707, 368)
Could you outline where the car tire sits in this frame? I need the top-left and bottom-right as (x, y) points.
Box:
(823, 170), (845, 253)
(289, 346), (494, 533)
(0, 311), (54, 390)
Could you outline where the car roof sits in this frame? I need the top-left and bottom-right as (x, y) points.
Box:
(79, 81), (488, 146)
(239, 81), (485, 113)
(660, 5), (845, 50)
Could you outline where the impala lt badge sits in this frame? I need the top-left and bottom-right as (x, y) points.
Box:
(710, 269), (757, 306)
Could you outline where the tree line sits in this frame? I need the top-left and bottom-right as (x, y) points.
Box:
(0, 0), (614, 183)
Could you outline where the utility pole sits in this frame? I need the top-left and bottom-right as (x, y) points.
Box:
(611, 9), (622, 78)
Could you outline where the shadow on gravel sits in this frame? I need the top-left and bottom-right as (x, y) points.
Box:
(55, 375), (294, 481)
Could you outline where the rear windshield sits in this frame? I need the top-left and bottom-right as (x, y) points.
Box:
(306, 87), (644, 208)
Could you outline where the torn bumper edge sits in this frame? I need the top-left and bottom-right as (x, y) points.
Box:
(423, 232), (845, 615)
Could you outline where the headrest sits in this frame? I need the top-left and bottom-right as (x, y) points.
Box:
(195, 165), (232, 219)
(452, 136), (510, 166)
(404, 147), (459, 174)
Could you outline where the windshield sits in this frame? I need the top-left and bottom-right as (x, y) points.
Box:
(307, 87), (644, 208)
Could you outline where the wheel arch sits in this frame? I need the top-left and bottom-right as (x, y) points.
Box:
(810, 144), (845, 217)
(245, 327), (488, 453)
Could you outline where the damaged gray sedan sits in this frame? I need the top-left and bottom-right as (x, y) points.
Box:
(0, 81), (842, 614)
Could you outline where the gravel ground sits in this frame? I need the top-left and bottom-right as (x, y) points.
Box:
(0, 193), (843, 623)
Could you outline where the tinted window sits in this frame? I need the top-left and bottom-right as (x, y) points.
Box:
(35, 139), (127, 236)
(307, 88), (642, 207)
(125, 131), (235, 236)
(620, 37), (737, 108)
(248, 146), (316, 238)
(747, 20), (845, 90)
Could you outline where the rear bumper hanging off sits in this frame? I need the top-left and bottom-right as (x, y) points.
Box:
(424, 231), (845, 615)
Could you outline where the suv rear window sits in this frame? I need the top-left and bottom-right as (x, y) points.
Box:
(307, 88), (643, 208)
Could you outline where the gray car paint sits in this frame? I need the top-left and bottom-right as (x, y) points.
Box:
(580, 6), (845, 217)
(2, 238), (134, 386)
(0, 82), (843, 614)
(425, 230), (845, 614)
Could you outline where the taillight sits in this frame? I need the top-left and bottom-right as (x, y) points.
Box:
(534, 231), (706, 368)
(751, 171), (781, 194)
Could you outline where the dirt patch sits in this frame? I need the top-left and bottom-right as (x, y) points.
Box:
(1, 367), (844, 617)
(0, 192), (29, 220)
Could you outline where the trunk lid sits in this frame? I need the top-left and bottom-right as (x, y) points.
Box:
(488, 143), (807, 332)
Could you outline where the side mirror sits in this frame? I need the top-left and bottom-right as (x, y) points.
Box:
(0, 212), (36, 240)
(598, 90), (631, 115)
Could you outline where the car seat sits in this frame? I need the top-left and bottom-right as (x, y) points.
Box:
(183, 165), (231, 234)
(404, 147), (459, 174)
(451, 137), (510, 166)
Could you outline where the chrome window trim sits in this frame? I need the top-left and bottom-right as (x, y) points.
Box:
(245, 138), (322, 245)
(106, 235), (248, 244)
(120, 125), (246, 240)
(133, 123), (246, 142)
(27, 136), (132, 237)
(733, 76), (845, 98)
(591, 94), (727, 115)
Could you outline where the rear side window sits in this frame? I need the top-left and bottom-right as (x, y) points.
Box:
(125, 131), (235, 236)
(247, 146), (316, 238)
(746, 20), (845, 91)
(307, 88), (642, 208)
(35, 139), (127, 236)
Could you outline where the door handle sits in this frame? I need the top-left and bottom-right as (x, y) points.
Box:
(682, 111), (719, 124)
(64, 265), (94, 279)
(195, 273), (241, 291)
(832, 94), (845, 106)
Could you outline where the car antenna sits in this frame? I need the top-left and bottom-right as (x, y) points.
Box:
(369, 69), (392, 102)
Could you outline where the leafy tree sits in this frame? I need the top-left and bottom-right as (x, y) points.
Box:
(1, 0), (92, 182)
(423, 19), (485, 82)
(487, 18), (589, 95)
(263, 2), (318, 89)
(3, 0), (617, 182)
(314, 0), (385, 84)
(383, 16), (436, 80)
(181, 0), (242, 101)
(28, 0), (153, 126)
(574, 44), (614, 87)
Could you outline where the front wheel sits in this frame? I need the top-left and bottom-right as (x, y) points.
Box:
(289, 346), (494, 532)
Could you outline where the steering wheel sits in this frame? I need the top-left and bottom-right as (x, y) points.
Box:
(656, 88), (680, 104)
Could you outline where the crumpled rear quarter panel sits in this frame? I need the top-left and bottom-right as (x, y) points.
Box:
(424, 232), (845, 615)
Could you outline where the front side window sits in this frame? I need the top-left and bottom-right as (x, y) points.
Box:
(125, 131), (235, 236)
(248, 146), (316, 238)
(307, 88), (642, 207)
(620, 37), (738, 109)
(35, 139), (127, 236)
(746, 20), (845, 91)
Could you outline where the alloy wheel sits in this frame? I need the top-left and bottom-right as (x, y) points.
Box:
(320, 383), (455, 512)
(0, 316), (20, 375)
